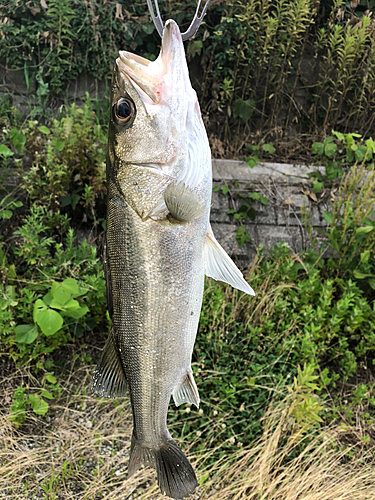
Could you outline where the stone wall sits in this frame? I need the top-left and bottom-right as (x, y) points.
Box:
(211, 160), (328, 267)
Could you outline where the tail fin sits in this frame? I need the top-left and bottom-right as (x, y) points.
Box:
(128, 433), (197, 499)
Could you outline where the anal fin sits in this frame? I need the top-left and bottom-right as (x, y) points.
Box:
(91, 329), (128, 398)
(204, 225), (255, 296)
(173, 369), (200, 408)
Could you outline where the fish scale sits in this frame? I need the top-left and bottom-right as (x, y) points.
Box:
(92, 15), (254, 500)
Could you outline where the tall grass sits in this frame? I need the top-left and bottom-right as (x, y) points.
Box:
(1, 374), (374, 499)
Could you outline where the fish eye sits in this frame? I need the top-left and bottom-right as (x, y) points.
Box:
(113, 98), (135, 124)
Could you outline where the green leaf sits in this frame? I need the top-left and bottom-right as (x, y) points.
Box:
(360, 250), (370, 264)
(353, 271), (372, 279)
(41, 389), (54, 400)
(249, 192), (260, 200)
(222, 185), (229, 195)
(51, 282), (71, 305)
(28, 394), (49, 416)
(0, 210), (13, 219)
(44, 374), (57, 384)
(38, 126), (50, 135)
(355, 146), (368, 162)
(246, 155), (259, 168)
(35, 308), (64, 336)
(0, 144), (14, 157)
(51, 138), (64, 151)
(356, 226), (374, 235)
(213, 186), (220, 192)
(313, 181), (324, 193)
(332, 130), (345, 141)
(33, 299), (47, 323)
(15, 325), (38, 344)
(312, 142), (324, 155)
(233, 98), (255, 122)
(324, 142), (337, 158)
(63, 305), (89, 319)
(262, 143), (275, 154)
(323, 211), (332, 225)
(260, 196), (268, 205)
(10, 129), (26, 153)
(369, 278), (375, 290)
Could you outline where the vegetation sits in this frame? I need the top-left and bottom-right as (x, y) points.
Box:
(1, 1), (375, 156)
(0, 0), (375, 497)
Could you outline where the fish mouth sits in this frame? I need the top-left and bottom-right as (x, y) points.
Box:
(117, 52), (162, 104)
(117, 20), (183, 105)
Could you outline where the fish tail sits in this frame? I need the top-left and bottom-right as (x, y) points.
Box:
(128, 433), (197, 499)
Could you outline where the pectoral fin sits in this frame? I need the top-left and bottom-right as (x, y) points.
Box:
(91, 329), (128, 398)
(204, 226), (255, 296)
(172, 369), (200, 408)
(164, 182), (207, 222)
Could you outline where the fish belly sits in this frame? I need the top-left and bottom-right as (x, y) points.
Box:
(106, 193), (207, 444)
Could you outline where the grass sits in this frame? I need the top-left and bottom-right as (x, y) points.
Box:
(1, 363), (374, 500)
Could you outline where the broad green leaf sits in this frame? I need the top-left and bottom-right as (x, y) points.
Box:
(28, 394), (49, 415)
(262, 143), (275, 154)
(0, 210), (13, 219)
(246, 155), (259, 168)
(15, 324), (38, 344)
(213, 186), (220, 192)
(222, 185), (229, 195)
(360, 250), (370, 264)
(33, 299), (47, 323)
(332, 130), (345, 141)
(233, 98), (255, 122)
(63, 299), (80, 312)
(324, 142), (337, 158)
(38, 125), (50, 135)
(356, 226), (373, 235)
(10, 129), (26, 153)
(323, 211), (332, 225)
(311, 142), (324, 155)
(62, 278), (87, 297)
(63, 305), (89, 319)
(369, 278), (375, 290)
(0, 145), (14, 157)
(260, 196), (268, 205)
(51, 138), (64, 151)
(44, 374), (57, 384)
(35, 308), (64, 336)
(355, 145), (368, 162)
(41, 389), (54, 400)
(249, 192), (260, 200)
(51, 282), (71, 305)
(313, 181), (324, 193)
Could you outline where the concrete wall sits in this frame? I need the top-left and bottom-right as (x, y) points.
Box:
(211, 160), (329, 267)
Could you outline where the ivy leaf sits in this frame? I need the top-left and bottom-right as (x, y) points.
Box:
(324, 142), (337, 158)
(246, 155), (259, 168)
(222, 185), (229, 195)
(15, 324), (38, 344)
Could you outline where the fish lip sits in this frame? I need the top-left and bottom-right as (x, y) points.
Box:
(117, 53), (161, 104)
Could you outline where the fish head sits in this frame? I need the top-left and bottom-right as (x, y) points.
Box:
(109, 19), (210, 184)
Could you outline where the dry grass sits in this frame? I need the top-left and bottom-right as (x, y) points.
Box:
(1, 365), (375, 500)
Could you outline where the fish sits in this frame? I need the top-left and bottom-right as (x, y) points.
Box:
(91, 2), (254, 499)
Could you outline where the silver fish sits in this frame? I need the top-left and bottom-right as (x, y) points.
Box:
(92, 3), (254, 498)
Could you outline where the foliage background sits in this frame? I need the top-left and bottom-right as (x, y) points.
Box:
(1, 0), (375, 157)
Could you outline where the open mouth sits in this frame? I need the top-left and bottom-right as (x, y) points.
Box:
(117, 52), (162, 104)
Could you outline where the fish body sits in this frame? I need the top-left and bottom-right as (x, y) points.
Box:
(92, 19), (254, 499)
